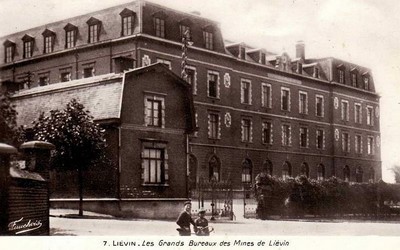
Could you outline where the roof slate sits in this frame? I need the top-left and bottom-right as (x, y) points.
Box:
(12, 74), (123, 127)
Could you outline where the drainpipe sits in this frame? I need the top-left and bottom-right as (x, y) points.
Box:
(186, 134), (189, 199)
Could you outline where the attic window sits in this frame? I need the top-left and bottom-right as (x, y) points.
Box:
(120, 8), (135, 36)
(87, 17), (102, 43)
(260, 52), (266, 65)
(203, 25), (215, 50)
(4, 40), (16, 63)
(64, 23), (78, 49)
(22, 35), (35, 59)
(240, 46), (246, 60)
(363, 74), (370, 90)
(42, 29), (55, 54)
(297, 62), (303, 74)
(314, 67), (320, 78)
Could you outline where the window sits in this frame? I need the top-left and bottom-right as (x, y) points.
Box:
(299, 91), (308, 114)
(88, 24), (100, 43)
(240, 46), (246, 59)
(261, 83), (272, 108)
(314, 67), (320, 78)
(341, 100), (349, 121)
(301, 162), (309, 177)
(281, 87), (290, 111)
(207, 71), (219, 98)
(203, 31), (213, 50)
(83, 67), (94, 78)
(5, 44), (15, 63)
(144, 95), (165, 128)
(317, 164), (325, 181)
(185, 66), (197, 95)
(180, 25), (190, 39)
(241, 118), (252, 142)
(241, 159), (252, 183)
(262, 121), (272, 144)
(342, 132), (350, 153)
(297, 62), (303, 74)
(156, 58), (172, 70)
(367, 136), (374, 155)
(120, 8), (135, 36)
(343, 166), (350, 182)
(60, 68), (72, 82)
(22, 35), (34, 58)
(338, 68), (345, 84)
(282, 124), (291, 146)
(366, 106), (374, 126)
(282, 161), (292, 180)
(208, 155), (220, 181)
(355, 135), (362, 154)
(299, 127), (308, 148)
(260, 52), (266, 65)
(154, 17), (165, 38)
(369, 168), (375, 183)
(66, 29), (76, 48)
(38, 72), (49, 86)
(315, 95), (324, 117)
(145, 98), (163, 127)
(356, 167), (363, 183)
(351, 72), (357, 87)
(142, 146), (166, 184)
(44, 35), (54, 53)
(263, 160), (273, 175)
(208, 113), (220, 139)
(241, 79), (251, 104)
(364, 76), (370, 90)
(316, 129), (324, 150)
(355, 103), (362, 124)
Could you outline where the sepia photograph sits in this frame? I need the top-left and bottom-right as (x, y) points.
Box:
(0, 0), (400, 249)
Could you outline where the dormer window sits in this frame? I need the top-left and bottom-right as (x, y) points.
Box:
(22, 35), (34, 59)
(87, 17), (102, 43)
(42, 29), (55, 54)
(314, 67), (320, 78)
(4, 40), (15, 63)
(153, 11), (167, 38)
(180, 25), (190, 39)
(240, 46), (246, 60)
(297, 62), (303, 74)
(351, 69), (358, 87)
(120, 8), (135, 36)
(338, 67), (345, 84)
(260, 52), (266, 65)
(203, 25), (215, 50)
(64, 23), (78, 49)
(363, 74), (370, 90)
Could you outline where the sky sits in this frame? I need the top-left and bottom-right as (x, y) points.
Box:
(0, 0), (399, 182)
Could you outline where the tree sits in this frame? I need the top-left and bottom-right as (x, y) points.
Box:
(390, 165), (400, 183)
(31, 99), (107, 216)
(0, 90), (18, 144)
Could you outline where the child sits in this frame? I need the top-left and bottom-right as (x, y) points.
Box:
(194, 207), (210, 236)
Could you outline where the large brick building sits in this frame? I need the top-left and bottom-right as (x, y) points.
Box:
(0, 0), (381, 200)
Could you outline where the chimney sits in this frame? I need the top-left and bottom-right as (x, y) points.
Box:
(296, 41), (305, 60)
(190, 11), (201, 16)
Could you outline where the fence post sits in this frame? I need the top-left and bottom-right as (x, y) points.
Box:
(0, 143), (18, 235)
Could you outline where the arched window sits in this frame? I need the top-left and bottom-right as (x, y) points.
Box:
(317, 164), (325, 181)
(262, 159), (273, 175)
(242, 159), (253, 183)
(208, 155), (220, 181)
(356, 166), (363, 183)
(369, 168), (375, 183)
(282, 161), (292, 180)
(343, 165), (350, 182)
(300, 162), (309, 177)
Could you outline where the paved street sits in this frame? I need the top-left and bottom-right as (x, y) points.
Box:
(50, 209), (400, 236)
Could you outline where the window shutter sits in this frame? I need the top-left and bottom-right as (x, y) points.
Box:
(240, 81), (244, 103)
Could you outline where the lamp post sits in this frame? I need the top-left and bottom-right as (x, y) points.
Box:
(182, 29), (193, 199)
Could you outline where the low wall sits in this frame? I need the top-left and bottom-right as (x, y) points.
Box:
(50, 198), (189, 220)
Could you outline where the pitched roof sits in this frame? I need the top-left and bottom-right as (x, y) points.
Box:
(12, 73), (123, 127)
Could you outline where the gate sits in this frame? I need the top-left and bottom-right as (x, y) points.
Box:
(243, 183), (257, 218)
(195, 177), (233, 220)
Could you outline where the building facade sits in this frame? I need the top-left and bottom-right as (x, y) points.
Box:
(0, 0), (381, 197)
